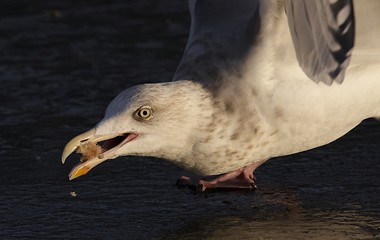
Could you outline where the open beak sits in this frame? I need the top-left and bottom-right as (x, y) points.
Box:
(61, 128), (139, 180)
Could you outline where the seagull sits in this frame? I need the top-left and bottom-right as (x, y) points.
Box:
(62, 0), (380, 191)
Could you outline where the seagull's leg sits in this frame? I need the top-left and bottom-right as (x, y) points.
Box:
(176, 160), (266, 192)
(198, 161), (265, 191)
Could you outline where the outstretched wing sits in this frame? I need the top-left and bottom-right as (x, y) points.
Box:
(173, 0), (260, 84)
(284, 0), (355, 85)
(175, 0), (373, 85)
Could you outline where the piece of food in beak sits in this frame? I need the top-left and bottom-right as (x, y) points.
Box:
(67, 141), (106, 180)
(76, 141), (102, 162)
(62, 129), (139, 180)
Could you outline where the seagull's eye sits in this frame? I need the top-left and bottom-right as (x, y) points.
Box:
(134, 106), (153, 120)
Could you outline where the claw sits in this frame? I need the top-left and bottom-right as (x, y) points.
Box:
(197, 183), (207, 192)
(250, 180), (258, 189)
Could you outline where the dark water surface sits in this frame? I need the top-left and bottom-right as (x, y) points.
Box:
(0, 1), (379, 239)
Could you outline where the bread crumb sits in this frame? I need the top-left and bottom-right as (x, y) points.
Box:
(70, 191), (77, 197)
(76, 141), (102, 162)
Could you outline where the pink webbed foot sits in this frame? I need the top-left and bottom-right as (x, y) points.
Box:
(176, 160), (266, 192)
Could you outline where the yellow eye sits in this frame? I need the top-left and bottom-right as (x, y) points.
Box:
(134, 106), (153, 120)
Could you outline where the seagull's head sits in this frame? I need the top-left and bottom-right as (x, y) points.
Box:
(61, 80), (213, 180)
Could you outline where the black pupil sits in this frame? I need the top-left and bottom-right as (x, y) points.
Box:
(141, 110), (148, 117)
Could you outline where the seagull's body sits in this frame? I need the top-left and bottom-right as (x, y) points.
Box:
(62, 0), (380, 190)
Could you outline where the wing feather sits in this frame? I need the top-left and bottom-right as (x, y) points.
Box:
(285, 0), (355, 84)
